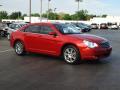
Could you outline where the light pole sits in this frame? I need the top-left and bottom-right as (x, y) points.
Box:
(18, 12), (20, 20)
(54, 8), (57, 20)
(75, 0), (83, 21)
(47, 0), (51, 22)
(29, 0), (31, 23)
(0, 5), (3, 22)
(75, 0), (83, 12)
(40, 0), (43, 22)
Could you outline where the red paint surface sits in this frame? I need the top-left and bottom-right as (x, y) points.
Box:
(10, 23), (112, 60)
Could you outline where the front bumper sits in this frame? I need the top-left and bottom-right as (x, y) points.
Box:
(80, 46), (112, 60)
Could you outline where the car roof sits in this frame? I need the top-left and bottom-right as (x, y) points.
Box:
(29, 22), (63, 25)
(12, 22), (27, 24)
(91, 23), (97, 25)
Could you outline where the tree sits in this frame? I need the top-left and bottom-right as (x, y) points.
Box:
(42, 9), (59, 20)
(23, 14), (27, 17)
(89, 14), (97, 18)
(9, 11), (22, 19)
(63, 14), (72, 20)
(31, 13), (40, 17)
(75, 10), (88, 20)
(49, 12), (58, 20)
(71, 14), (77, 20)
(0, 11), (8, 20)
(43, 12), (58, 20)
(58, 12), (66, 20)
(0, 9), (105, 21)
(42, 13), (47, 18)
(21, 14), (27, 20)
(102, 14), (107, 18)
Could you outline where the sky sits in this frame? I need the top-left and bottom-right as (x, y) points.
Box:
(0, 0), (119, 16)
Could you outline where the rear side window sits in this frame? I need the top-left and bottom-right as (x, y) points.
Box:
(25, 25), (41, 33)
(24, 25), (53, 34)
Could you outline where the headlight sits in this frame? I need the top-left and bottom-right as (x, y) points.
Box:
(83, 40), (98, 48)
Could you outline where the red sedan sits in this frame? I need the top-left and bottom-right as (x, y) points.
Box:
(10, 23), (112, 64)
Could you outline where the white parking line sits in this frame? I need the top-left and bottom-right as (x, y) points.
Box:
(0, 49), (14, 53)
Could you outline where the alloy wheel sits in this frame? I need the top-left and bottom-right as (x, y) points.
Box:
(15, 42), (24, 55)
(64, 47), (77, 63)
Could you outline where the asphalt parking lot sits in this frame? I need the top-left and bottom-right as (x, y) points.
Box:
(0, 30), (120, 90)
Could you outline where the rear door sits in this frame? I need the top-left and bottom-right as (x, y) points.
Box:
(24, 25), (42, 52)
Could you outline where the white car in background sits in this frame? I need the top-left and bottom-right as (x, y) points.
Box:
(118, 25), (120, 29)
(108, 23), (118, 29)
(7, 23), (27, 40)
(91, 23), (99, 29)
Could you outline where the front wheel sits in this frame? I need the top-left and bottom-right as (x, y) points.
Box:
(63, 45), (81, 64)
(14, 41), (25, 55)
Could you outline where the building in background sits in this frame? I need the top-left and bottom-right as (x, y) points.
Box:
(90, 16), (120, 25)
(1, 16), (120, 25)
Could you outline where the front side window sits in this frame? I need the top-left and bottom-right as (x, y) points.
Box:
(40, 26), (53, 34)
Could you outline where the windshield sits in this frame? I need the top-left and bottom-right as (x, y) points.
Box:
(77, 24), (88, 28)
(66, 23), (81, 30)
(54, 23), (81, 34)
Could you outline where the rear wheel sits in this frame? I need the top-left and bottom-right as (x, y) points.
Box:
(63, 45), (81, 64)
(0, 31), (4, 37)
(14, 41), (25, 55)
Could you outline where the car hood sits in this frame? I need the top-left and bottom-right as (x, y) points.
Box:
(66, 34), (107, 43)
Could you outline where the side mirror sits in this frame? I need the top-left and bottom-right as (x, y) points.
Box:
(49, 32), (57, 37)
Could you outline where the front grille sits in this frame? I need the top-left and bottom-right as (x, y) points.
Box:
(100, 41), (110, 48)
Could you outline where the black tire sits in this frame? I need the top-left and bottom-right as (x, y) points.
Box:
(14, 41), (26, 56)
(0, 31), (4, 37)
(63, 45), (81, 64)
